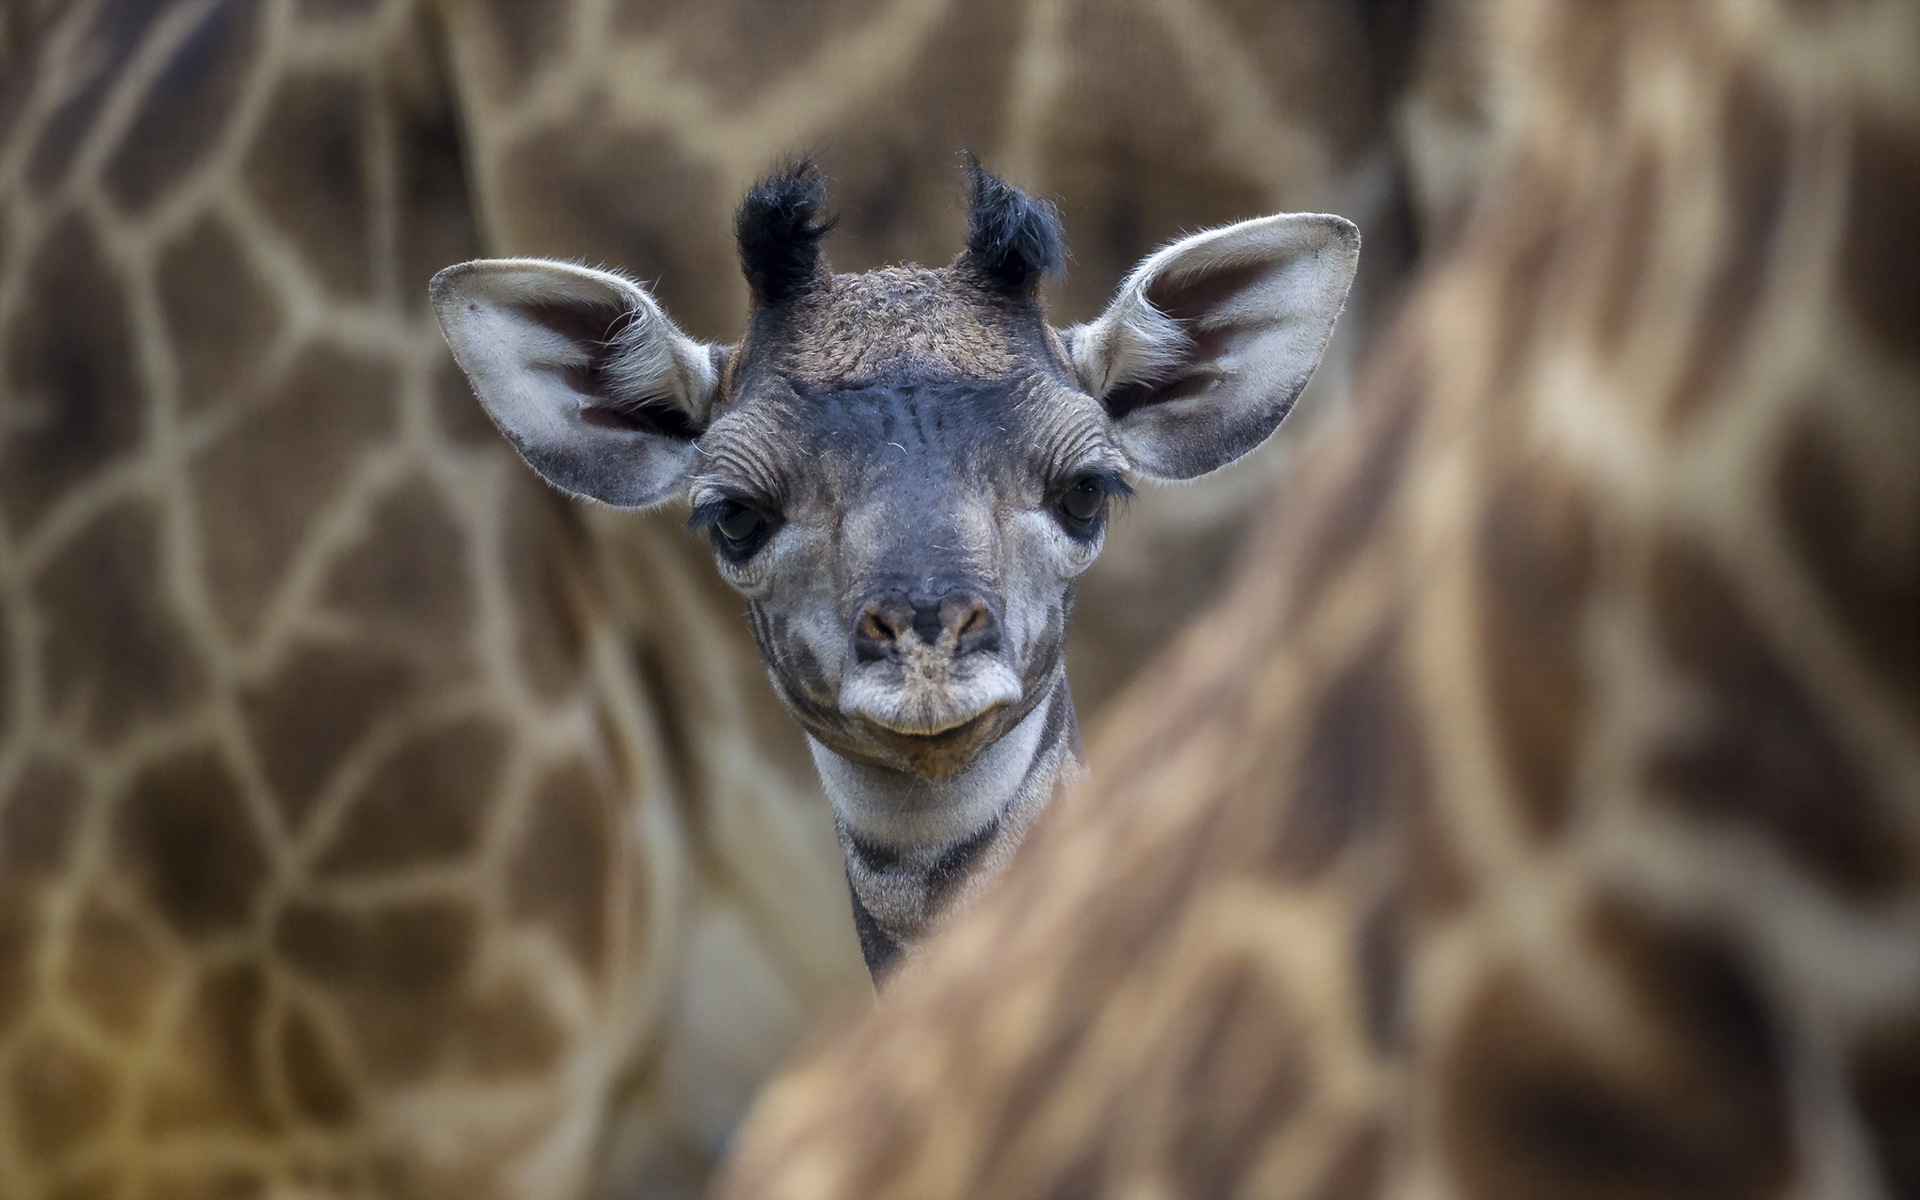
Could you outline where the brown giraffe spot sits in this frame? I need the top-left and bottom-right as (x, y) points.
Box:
(323, 478), (475, 648)
(508, 758), (613, 977)
(1032, 7), (1275, 326)
(44, 1167), (120, 1200)
(101, 0), (259, 213)
(36, 503), (207, 746)
(1594, 148), (1660, 358)
(0, 214), (144, 538)
(313, 715), (506, 879)
(467, 0), (571, 101)
(1218, 1), (1387, 157)
(193, 343), (397, 642)
(240, 642), (416, 830)
(1841, 109), (1920, 362)
(274, 899), (475, 1084)
(296, 0), (381, 16)
(612, 0), (893, 102)
(1775, 414), (1920, 718)
(113, 745), (267, 940)
(1302, 1122), (1386, 1200)
(25, 0), (166, 194)
(1646, 538), (1902, 901)
(450, 976), (567, 1079)
(0, 885), (34, 1033)
(432, 357), (498, 447)
(277, 1001), (356, 1126)
(0, 592), (11, 738)
(0, 27), (42, 180)
(801, 0), (1018, 275)
(1476, 465), (1596, 839)
(501, 494), (588, 700)
(156, 216), (282, 418)
(496, 119), (737, 340)
(1356, 894), (1404, 1052)
(1667, 68), (1791, 424)
(1, 755), (82, 876)
(1273, 634), (1425, 879)
(276, 900), (469, 994)
(1286, 355), (1421, 619)
(137, 1167), (267, 1200)
(140, 964), (278, 1137)
(1442, 904), (1791, 1200)
(391, 27), (483, 301)
(1848, 1011), (1920, 1196)
(63, 896), (170, 1038)
(244, 71), (374, 298)
(6, 1031), (114, 1164)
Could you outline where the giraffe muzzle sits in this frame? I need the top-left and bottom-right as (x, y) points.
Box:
(839, 587), (1023, 740)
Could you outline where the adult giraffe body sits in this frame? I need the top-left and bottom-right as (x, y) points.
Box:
(0, 1), (1437, 1196)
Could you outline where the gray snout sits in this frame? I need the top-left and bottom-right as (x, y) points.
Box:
(852, 588), (1002, 662)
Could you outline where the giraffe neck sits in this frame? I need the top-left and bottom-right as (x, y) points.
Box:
(808, 668), (1082, 979)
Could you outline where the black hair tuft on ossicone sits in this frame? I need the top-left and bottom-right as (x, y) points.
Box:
(961, 156), (1065, 292)
(736, 159), (838, 305)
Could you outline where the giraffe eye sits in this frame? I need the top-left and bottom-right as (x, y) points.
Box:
(690, 497), (779, 563)
(716, 503), (766, 544)
(1059, 477), (1105, 525)
(1053, 472), (1131, 540)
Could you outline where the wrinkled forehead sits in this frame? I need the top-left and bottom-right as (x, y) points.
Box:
(790, 376), (1046, 471)
(695, 263), (1120, 500)
(709, 369), (1113, 489)
(738, 265), (1060, 387)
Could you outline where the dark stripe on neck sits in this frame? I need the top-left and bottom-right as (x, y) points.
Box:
(844, 826), (901, 873)
(925, 815), (1002, 909)
(846, 871), (901, 983)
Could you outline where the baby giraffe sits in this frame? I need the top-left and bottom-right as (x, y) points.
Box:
(432, 163), (1357, 978)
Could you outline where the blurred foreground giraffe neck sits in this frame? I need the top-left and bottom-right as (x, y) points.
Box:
(716, 0), (1920, 1195)
(434, 161), (1360, 976)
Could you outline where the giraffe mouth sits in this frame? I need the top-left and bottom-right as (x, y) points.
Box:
(855, 701), (1008, 741)
(834, 703), (1015, 780)
(837, 658), (1023, 738)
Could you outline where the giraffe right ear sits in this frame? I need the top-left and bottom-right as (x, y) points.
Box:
(430, 259), (725, 508)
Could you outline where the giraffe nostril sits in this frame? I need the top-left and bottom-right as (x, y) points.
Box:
(853, 589), (1001, 660)
(853, 597), (916, 662)
(945, 596), (1001, 655)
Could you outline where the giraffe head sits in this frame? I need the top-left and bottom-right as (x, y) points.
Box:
(432, 162), (1357, 779)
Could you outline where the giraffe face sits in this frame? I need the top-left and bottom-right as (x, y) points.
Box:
(432, 164), (1359, 778)
(687, 288), (1127, 777)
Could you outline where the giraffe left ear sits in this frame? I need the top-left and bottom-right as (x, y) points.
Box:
(430, 259), (725, 508)
(1063, 213), (1358, 481)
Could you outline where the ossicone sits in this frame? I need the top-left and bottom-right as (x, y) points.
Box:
(737, 159), (838, 306)
(958, 156), (1064, 293)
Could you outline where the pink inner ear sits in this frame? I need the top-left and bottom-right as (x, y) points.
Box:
(1144, 258), (1272, 324)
